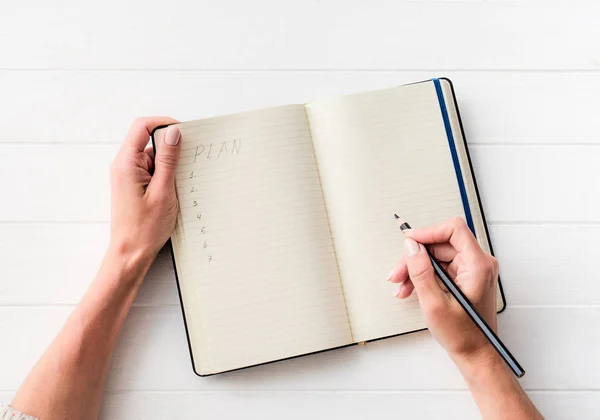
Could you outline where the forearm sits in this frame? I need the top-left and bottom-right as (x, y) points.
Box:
(11, 247), (153, 420)
(452, 346), (543, 420)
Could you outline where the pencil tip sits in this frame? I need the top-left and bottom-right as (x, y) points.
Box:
(394, 214), (408, 228)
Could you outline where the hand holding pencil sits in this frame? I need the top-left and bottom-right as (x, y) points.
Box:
(389, 216), (541, 418)
(388, 216), (524, 376)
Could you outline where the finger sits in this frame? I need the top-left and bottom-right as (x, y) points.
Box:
(144, 145), (155, 160)
(434, 275), (449, 293)
(388, 254), (409, 284)
(140, 146), (154, 174)
(120, 117), (178, 156)
(444, 260), (459, 279)
(404, 238), (447, 305)
(427, 242), (457, 262)
(150, 125), (182, 191)
(394, 278), (414, 299)
(404, 217), (480, 253)
(144, 146), (155, 173)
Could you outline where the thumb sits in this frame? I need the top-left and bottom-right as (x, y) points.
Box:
(152, 125), (182, 190)
(405, 238), (446, 305)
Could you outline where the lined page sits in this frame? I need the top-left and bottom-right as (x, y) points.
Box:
(306, 82), (467, 342)
(155, 105), (352, 375)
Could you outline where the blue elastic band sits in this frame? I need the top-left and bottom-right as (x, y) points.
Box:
(432, 78), (475, 235)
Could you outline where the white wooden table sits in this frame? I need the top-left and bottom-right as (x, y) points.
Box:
(1, 1), (599, 419)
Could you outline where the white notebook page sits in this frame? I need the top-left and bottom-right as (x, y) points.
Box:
(306, 82), (467, 342)
(156, 105), (352, 374)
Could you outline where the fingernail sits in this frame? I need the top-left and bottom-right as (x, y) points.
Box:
(405, 238), (420, 257)
(393, 283), (403, 297)
(165, 126), (181, 146)
(387, 267), (396, 282)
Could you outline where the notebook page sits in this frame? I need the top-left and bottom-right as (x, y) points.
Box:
(155, 105), (352, 375)
(305, 82), (467, 342)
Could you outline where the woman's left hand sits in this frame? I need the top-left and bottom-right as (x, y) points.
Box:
(109, 117), (182, 262)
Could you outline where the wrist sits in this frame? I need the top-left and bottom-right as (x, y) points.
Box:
(103, 242), (156, 288)
(449, 343), (541, 419)
(450, 344), (507, 382)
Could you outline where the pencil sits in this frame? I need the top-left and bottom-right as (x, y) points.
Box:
(394, 214), (526, 378)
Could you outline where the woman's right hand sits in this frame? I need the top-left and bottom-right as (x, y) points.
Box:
(388, 217), (499, 361)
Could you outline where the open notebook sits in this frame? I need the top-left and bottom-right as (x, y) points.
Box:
(152, 78), (505, 376)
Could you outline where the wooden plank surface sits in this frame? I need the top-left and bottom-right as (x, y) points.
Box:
(98, 391), (600, 420)
(2, 391), (600, 420)
(1, 2), (599, 70)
